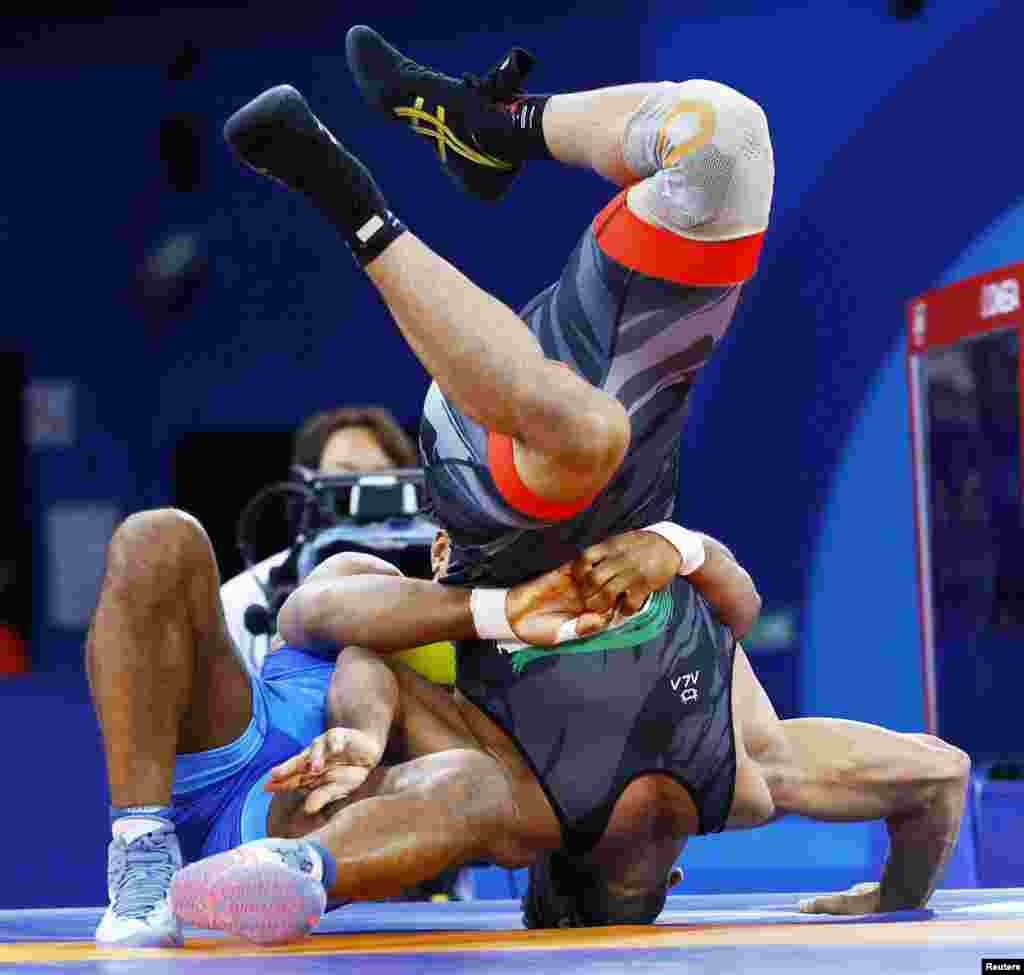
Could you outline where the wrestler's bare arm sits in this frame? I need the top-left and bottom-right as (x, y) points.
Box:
(323, 647), (398, 759)
(273, 545), (475, 654)
(278, 525), (760, 653)
(775, 722), (970, 914)
(875, 734), (969, 911)
(279, 574), (476, 654)
(266, 646), (400, 814)
(689, 534), (761, 638)
(279, 567), (594, 653)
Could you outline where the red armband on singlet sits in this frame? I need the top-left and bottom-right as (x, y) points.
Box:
(487, 430), (597, 522)
(594, 190), (764, 287)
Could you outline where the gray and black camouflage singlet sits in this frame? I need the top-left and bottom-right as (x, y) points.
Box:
(419, 214), (746, 849)
(457, 576), (737, 853)
(420, 220), (742, 587)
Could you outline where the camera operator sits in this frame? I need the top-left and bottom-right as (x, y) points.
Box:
(221, 406), (419, 673)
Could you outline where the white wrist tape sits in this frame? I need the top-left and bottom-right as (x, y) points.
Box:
(470, 588), (517, 642)
(497, 617), (579, 655)
(556, 618), (580, 644)
(643, 522), (706, 575)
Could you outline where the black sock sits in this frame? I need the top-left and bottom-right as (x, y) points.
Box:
(342, 207), (407, 268)
(476, 94), (554, 163)
(505, 95), (554, 161)
(299, 148), (406, 267)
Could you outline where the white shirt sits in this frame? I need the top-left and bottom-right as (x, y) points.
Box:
(220, 550), (290, 674)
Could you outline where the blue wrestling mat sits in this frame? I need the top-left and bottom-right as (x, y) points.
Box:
(1, 889), (1022, 973)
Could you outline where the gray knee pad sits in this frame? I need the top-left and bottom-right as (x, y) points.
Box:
(623, 80), (774, 238)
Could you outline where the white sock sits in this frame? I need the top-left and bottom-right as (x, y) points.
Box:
(111, 805), (173, 845)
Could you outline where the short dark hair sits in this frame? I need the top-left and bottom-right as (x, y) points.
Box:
(292, 406), (418, 470)
(522, 851), (667, 929)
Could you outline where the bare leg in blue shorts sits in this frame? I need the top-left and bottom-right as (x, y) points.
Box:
(86, 510), (255, 947)
(86, 508), (445, 948)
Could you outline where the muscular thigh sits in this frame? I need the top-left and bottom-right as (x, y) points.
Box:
(176, 518), (251, 753)
(421, 232), (736, 589)
(272, 664), (486, 840)
(392, 662), (563, 854)
(277, 665), (563, 859)
(387, 662), (479, 758)
(185, 623), (250, 753)
(112, 508), (251, 754)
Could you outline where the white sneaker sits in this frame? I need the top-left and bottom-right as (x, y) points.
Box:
(170, 838), (326, 945)
(95, 820), (183, 948)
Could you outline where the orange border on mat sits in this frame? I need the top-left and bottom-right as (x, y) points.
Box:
(2, 918), (1022, 963)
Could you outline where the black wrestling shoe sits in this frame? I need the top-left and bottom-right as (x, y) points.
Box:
(223, 85), (404, 265)
(224, 84), (378, 204)
(345, 25), (536, 201)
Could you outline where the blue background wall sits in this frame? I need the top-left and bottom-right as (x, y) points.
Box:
(1, 0), (1022, 907)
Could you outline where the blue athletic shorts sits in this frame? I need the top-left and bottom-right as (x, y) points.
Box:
(168, 647), (333, 864)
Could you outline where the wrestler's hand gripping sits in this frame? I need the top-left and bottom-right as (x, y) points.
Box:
(504, 529), (683, 646)
(266, 727), (385, 815)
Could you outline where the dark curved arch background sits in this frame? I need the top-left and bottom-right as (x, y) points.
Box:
(664, 2), (1024, 614)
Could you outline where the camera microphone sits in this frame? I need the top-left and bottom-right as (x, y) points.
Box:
(244, 603), (275, 636)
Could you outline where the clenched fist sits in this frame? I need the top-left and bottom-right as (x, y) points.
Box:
(572, 530), (682, 614)
(504, 529), (681, 646)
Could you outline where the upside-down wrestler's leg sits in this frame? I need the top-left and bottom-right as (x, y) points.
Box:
(223, 84), (629, 517)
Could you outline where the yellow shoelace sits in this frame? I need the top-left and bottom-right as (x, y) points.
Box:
(394, 97), (515, 171)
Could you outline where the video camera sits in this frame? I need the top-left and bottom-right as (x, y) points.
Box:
(237, 466), (438, 636)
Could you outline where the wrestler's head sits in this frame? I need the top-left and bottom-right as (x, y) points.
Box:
(523, 850), (682, 929)
(430, 530), (450, 580)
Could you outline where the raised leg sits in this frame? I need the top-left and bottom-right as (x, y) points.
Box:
(542, 79), (773, 243)
(362, 76), (769, 503)
(87, 508), (251, 804)
(364, 75), (771, 518)
(541, 83), (668, 184)
(87, 508), (251, 947)
(363, 232), (630, 506)
(223, 83), (630, 511)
